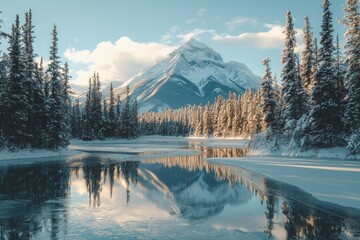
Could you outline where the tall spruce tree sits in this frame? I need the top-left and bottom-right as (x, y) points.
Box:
(108, 82), (116, 136)
(121, 86), (132, 138)
(46, 25), (70, 148)
(82, 78), (95, 140)
(260, 58), (277, 136)
(71, 98), (82, 138)
(131, 98), (139, 137)
(21, 10), (37, 144)
(301, 15), (316, 93)
(32, 58), (47, 147)
(342, 0), (360, 132)
(308, 0), (343, 148)
(4, 15), (31, 148)
(280, 11), (307, 136)
(334, 35), (347, 112)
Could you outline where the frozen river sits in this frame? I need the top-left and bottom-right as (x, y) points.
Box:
(0, 139), (359, 239)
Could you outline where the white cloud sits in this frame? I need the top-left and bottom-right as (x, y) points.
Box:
(197, 8), (207, 16)
(212, 24), (303, 50)
(225, 17), (258, 30)
(186, 18), (196, 24)
(64, 37), (176, 88)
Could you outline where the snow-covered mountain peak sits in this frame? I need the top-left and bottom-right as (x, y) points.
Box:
(170, 38), (223, 63)
(107, 39), (261, 112)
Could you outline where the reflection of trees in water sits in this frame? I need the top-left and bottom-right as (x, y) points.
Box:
(120, 161), (139, 205)
(80, 160), (139, 207)
(0, 163), (70, 202)
(263, 178), (360, 239)
(147, 154), (360, 239)
(199, 147), (248, 158)
(0, 163), (70, 240)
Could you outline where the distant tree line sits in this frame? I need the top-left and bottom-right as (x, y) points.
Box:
(138, 90), (263, 137)
(139, 0), (360, 155)
(71, 79), (139, 140)
(0, 11), (71, 150)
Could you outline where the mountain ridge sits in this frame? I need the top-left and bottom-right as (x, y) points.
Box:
(74, 38), (261, 112)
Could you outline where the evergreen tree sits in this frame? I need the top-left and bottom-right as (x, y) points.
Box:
(203, 103), (212, 137)
(82, 78), (95, 140)
(260, 58), (277, 136)
(280, 11), (307, 136)
(342, 0), (360, 132)
(131, 98), (139, 137)
(46, 25), (70, 148)
(71, 98), (82, 138)
(115, 94), (122, 137)
(32, 58), (47, 147)
(121, 86), (132, 138)
(21, 10), (36, 143)
(103, 98), (110, 137)
(300, 15), (316, 93)
(0, 13), (8, 141)
(108, 82), (116, 136)
(334, 35), (347, 113)
(3, 15), (30, 148)
(308, 0), (344, 148)
(92, 72), (104, 139)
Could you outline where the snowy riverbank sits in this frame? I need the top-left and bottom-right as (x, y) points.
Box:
(208, 155), (360, 209)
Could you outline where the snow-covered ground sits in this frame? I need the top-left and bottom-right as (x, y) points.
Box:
(208, 155), (360, 209)
(0, 148), (80, 164)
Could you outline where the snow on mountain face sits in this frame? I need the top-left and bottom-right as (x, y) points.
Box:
(112, 38), (261, 112)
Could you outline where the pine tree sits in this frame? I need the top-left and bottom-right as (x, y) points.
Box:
(334, 35), (347, 113)
(21, 10), (37, 144)
(342, 0), (360, 132)
(82, 78), (95, 140)
(32, 58), (47, 147)
(280, 11), (307, 136)
(301, 15), (316, 93)
(131, 98), (139, 137)
(108, 82), (116, 136)
(203, 102), (212, 137)
(115, 94), (122, 137)
(71, 98), (82, 138)
(121, 86), (132, 138)
(92, 73), (104, 139)
(260, 58), (278, 136)
(0, 13), (8, 141)
(46, 25), (70, 148)
(4, 15), (30, 148)
(103, 98), (110, 137)
(308, 0), (344, 148)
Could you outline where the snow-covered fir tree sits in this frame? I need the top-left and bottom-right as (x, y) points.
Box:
(260, 58), (278, 137)
(308, 0), (344, 148)
(46, 25), (70, 149)
(334, 35), (347, 113)
(3, 15), (30, 148)
(300, 15), (316, 93)
(71, 98), (82, 138)
(108, 82), (116, 137)
(32, 58), (47, 147)
(342, 0), (360, 133)
(280, 11), (308, 137)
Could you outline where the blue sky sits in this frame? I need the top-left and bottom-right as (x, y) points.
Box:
(0, 0), (346, 91)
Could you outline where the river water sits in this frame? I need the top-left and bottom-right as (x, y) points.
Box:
(0, 142), (359, 239)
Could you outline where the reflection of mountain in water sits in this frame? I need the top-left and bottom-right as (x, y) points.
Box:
(139, 155), (253, 220)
